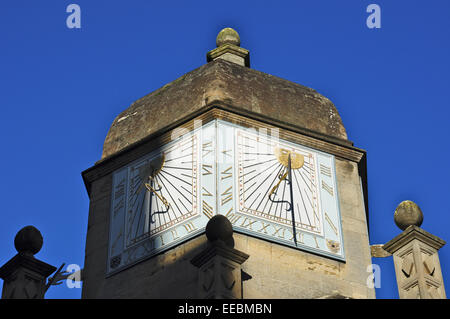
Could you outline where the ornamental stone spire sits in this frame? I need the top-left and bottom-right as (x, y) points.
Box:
(382, 201), (446, 299)
(0, 226), (56, 299)
(191, 215), (249, 299)
(207, 28), (250, 67)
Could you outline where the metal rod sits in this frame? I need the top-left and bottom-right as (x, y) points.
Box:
(288, 154), (297, 246)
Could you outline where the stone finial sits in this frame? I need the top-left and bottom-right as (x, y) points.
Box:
(207, 28), (250, 67)
(383, 225), (446, 299)
(394, 200), (424, 231)
(14, 226), (43, 256)
(384, 200), (446, 299)
(191, 215), (249, 299)
(216, 28), (240, 47)
(205, 215), (234, 248)
(0, 226), (56, 299)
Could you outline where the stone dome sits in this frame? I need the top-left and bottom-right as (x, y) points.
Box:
(101, 59), (348, 159)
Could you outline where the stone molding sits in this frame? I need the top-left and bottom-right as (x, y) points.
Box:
(191, 241), (249, 268)
(0, 253), (56, 299)
(383, 225), (446, 254)
(0, 253), (56, 279)
(207, 43), (250, 67)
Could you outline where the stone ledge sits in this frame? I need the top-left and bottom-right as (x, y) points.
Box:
(207, 43), (250, 67)
(383, 225), (446, 254)
(191, 241), (249, 268)
(0, 253), (56, 279)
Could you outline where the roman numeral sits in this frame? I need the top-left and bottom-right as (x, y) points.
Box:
(183, 221), (197, 233)
(320, 164), (332, 177)
(222, 149), (232, 157)
(170, 229), (180, 240)
(202, 141), (213, 158)
(111, 231), (123, 250)
(258, 221), (271, 234)
(202, 201), (214, 219)
(113, 197), (124, 217)
(221, 166), (232, 180)
(272, 225), (285, 239)
(221, 186), (233, 206)
(129, 176), (142, 197)
(321, 180), (334, 196)
(202, 187), (213, 197)
(325, 212), (338, 236)
(240, 217), (258, 230)
(155, 234), (165, 247)
(313, 236), (320, 248)
(202, 164), (213, 176)
(290, 231), (304, 244)
(114, 179), (125, 199)
(225, 208), (242, 225)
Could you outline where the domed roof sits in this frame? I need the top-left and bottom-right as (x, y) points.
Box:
(102, 38), (347, 159)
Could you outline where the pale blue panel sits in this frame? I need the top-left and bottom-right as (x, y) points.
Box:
(215, 120), (345, 261)
(107, 125), (210, 275)
(217, 121), (235, 216)
(200, 121), (216, 220)
(108, 167), (128, 273)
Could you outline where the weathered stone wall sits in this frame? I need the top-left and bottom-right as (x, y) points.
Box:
(82, 157), (374, 299)
(238, 158), (375, 299)
(82, 172), (209, 299)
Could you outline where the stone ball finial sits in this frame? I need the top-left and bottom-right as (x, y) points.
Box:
(216, 28), (240, 47)
(394, 200), (424, 231)
(205, 215), (234, 247)
(14, 226), (43, 256)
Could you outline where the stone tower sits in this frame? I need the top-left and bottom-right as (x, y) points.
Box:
(81, 28), (374, 299)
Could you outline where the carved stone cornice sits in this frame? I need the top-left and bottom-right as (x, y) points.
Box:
(0, 253), (56, 280)
(207, 43), (250, 67)
(383, 225), (446, 254)
(190, 241), (249, 268)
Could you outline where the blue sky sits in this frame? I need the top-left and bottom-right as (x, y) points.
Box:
(0, 1), (449, 299)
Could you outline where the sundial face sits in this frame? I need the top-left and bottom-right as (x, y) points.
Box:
(232, 126), (344, 259)
(107, 119), (344, 274)
(108, 130), (204, 273)
(236, 131), (322, 235)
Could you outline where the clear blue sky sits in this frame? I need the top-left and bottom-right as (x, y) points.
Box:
(0, 1), (449, 299)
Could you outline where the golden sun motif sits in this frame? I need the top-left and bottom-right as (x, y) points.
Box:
(274, 147), (304, 169)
